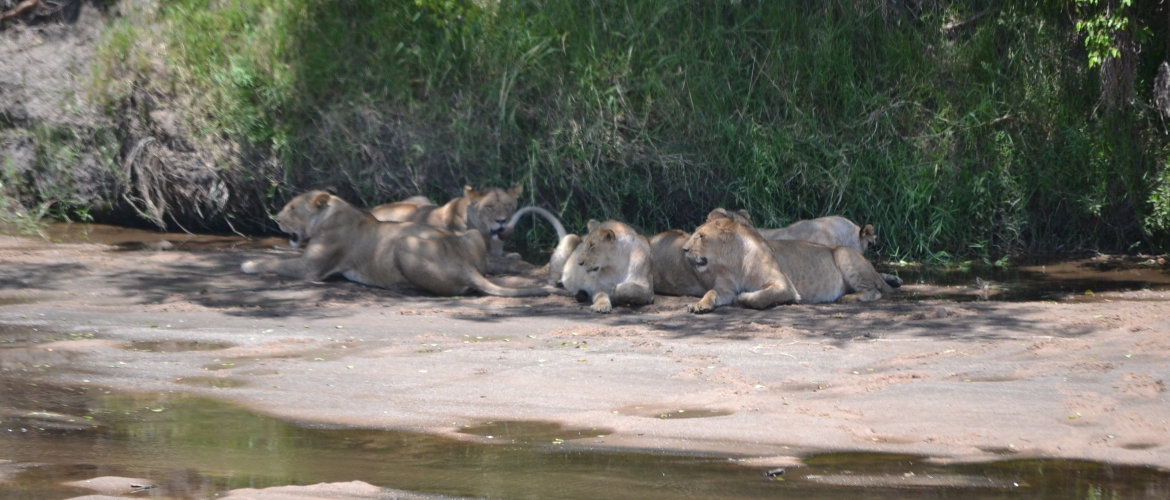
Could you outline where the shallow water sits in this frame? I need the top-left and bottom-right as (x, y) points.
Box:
(880, 257), (1170, 302)
(0, 324), (90, 348)
(123, 340), (233, 353)
(1, 222), (285, 251)
(0, 385), (1167, 500)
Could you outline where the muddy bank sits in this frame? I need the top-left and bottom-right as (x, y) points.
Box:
(0, 1), (122, 218)
(0, 229), (1164, 478)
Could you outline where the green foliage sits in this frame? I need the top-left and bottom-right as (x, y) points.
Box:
(91, 0), (1170, 259)
(1073, 0), (1149, 68)
(1145, 164), (1170, 236)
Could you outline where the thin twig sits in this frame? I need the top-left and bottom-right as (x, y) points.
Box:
(0, 0), (39, 23)
(942, 9), (996, 33)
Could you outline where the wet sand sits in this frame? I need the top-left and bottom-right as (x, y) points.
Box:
(0, 229), (1168, 473)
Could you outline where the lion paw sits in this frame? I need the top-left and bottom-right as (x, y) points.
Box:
(687, 302), (714, 314)
(590, 293), (613, 314)
(590, 301), (613, 314)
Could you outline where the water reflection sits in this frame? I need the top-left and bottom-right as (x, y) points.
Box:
(0, 388), (1167, 499)
(881, 257), (1170, 302)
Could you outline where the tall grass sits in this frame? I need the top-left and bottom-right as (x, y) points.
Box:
(91, 0), (1170, 260)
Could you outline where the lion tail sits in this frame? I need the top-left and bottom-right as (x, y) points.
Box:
(466, 272), (573, 298)
(507, 206), (567, 241)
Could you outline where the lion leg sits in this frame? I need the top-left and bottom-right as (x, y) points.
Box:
(735, 279), (798, 309)
(880, 273), (903, 288)
(688, 290), (719, 314)
(833, 247), (893, 303)
(590, 291), (613, 314)
(487, 232), (507, 257)
(487, 253), (535, 275)
(613, 281), (654, 306)
(689, 286), (736, 314)
(547, 234), (581, 286)
(241, 257), (315, 280)
(837, 292), (879, 303)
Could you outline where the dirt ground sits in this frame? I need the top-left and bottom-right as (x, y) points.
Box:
(0, 230), (1168, 479)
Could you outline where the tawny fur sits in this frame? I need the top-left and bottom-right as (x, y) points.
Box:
(682, 216), (892, 313)
(650, 208), (755, 297)
(549, 220), (654, 313)
(370, 185), (523, 271)
(241, 191), (561, 297)
(756, 215), (876, 253)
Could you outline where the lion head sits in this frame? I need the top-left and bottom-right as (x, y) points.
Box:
(273, 190), (336, 249)
(682, 216), (748, 273)
(576, 220), (622, 274)
(465, 185), (522, 237)
(706, 207), (754, 228)
(859, 224), (877, 252)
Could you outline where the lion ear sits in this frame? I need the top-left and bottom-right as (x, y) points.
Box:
(600, 229), (615, 242)
(507, 184), (523, 198)
(860, 224), (877, 242)
(586, 219), (600, 232)
(734, 210), (755, 227)
(707, 208), (731, 222)
(464, 185), (483, 201)
(311, 193), (331, 210)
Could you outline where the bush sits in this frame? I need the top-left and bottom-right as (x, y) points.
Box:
(91, 0), (1170, 260)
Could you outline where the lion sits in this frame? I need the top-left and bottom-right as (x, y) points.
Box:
(548, 220), (654, 313)
(754, 215), (900, 287)
(650, 208), (753, 297)
(653, 210), (899, 290)
(371, 185), (521, 253)
(241, 191), (562, 297)
(757, 215), (876, 254)
(370, 185), (568, 274)
(682, 212), (892, 313)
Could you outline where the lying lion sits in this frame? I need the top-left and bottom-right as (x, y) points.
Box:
(241, 191), (560, 297)
(371, 185), (520, 255)
(653, 210), (899, 294)
(682, 211), (892, 313)
(370, 185), (566, 274)
(650, 208), (751, 297)
(549, 220), (654, 313)
(757, 215), (876, 254)
(755, 215), (901, 287)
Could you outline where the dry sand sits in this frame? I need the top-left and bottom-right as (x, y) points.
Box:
(0, 233), (1167, 473)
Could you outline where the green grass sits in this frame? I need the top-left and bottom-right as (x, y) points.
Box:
(89, 0), (1170, 260)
